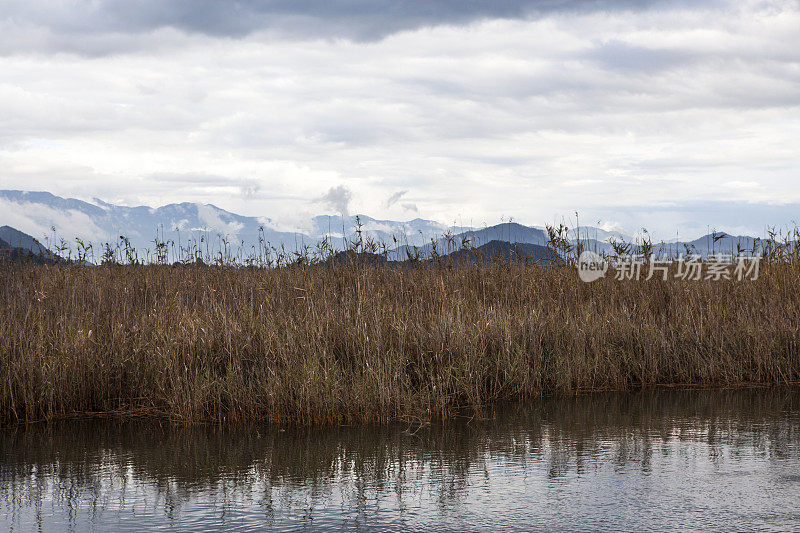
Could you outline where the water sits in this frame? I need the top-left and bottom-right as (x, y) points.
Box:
(2, 389), (799, 531)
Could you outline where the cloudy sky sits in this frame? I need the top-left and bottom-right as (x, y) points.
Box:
(1, 0), (799, 238)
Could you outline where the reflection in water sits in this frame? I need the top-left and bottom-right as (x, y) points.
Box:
(1, 389), (800, 531)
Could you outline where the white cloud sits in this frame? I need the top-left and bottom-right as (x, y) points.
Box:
(195, 204), (244, 237)
(385, 190), (408, 208)
(0, 0), (798, 237)
(315, 185), (353, 216)
(0, 198), (112, 246)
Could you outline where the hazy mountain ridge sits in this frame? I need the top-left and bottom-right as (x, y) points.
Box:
(392, 222), (549, 260)
(311, 214), (464, 249)
(0, 190), (466, 257)
(0, 225), (52, 256)
(436, 240), (561, 265)
(0, 190), (787, 262)
(0, 225), (60, 263)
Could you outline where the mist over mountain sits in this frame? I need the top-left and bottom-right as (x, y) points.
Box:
(0, 190), (473, 259)
(0, 190), (783, 262)
(310, 214), (465, 250)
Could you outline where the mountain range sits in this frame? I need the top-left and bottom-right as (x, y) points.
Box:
(0, 190), (466, 260)
(0, 189), (783, 263)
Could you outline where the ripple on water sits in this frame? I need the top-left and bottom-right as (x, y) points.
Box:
(1, 389), (800, 531)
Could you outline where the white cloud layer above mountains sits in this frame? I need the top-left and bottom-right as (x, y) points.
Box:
(0, 0), (799, 238)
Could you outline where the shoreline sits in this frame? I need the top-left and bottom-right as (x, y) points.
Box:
(6, 382), (799, 427)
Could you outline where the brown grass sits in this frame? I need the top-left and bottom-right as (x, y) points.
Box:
(1, 261), (799, 425)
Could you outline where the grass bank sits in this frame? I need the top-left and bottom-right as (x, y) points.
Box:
(1, 262), (799, 424)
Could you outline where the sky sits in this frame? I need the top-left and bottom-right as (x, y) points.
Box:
(1, 0), (799, 239)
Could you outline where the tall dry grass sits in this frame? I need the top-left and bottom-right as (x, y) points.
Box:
(1, 260), (799, 425)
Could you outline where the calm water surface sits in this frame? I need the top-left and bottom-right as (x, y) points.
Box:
(1, 389), (799, 531)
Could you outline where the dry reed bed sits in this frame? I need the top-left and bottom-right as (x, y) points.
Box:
(1, 262), (799, 424)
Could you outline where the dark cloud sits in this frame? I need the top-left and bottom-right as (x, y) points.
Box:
(1, 0), (797, 235)
(315, 184), (353, 216)
(1, 0), (696, 54)
(384, 191), (419, 213)
(385, 190), (408, 208)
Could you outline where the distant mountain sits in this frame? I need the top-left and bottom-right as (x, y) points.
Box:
(319, 240), (561, 267)
(0, 190), (307, 260)
(438, 240), (561, 265)
(0, 189), (784, 263)
(0, 225), (52, 256)
(310, 214), (464, 248)
(650, 233), (773, 258)
(461, 222), (549, 247)
(570, 229), (787, 259)
(0, 225), (58, 264)
(0, 190), (462, 261)
(569, 226), (632, 243)
(391, 222), (550, 260)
